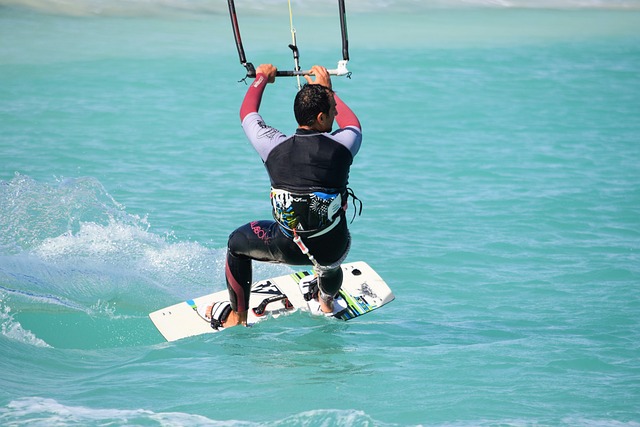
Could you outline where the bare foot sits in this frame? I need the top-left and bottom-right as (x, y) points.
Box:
(319, 295), (334, 314)
(204, 305), (247, 327)
(224, 310), (248, 327)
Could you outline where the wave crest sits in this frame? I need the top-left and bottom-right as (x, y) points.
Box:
(0, 174), (221, 322)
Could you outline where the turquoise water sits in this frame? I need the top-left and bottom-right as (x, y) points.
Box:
(2, 0), (640, 425)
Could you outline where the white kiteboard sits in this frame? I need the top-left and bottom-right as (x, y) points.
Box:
(149, 261), (394, 342)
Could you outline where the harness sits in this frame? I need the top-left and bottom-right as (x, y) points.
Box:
(271, 188), (340, 238)
(271, 188), (362, 237)
(270, 186), (361, 274)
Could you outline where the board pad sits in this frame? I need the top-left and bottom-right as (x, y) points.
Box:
(149, 261), (394, 342)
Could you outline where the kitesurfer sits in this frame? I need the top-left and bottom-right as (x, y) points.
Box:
(207, 64), (362, 328)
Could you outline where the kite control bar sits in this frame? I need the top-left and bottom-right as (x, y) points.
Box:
(269, 60), (350, 77)
(227, 0), (351, 81)
(242, 60), (350, 79)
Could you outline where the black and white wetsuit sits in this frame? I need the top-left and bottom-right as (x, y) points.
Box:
(225, 74), (362, 314)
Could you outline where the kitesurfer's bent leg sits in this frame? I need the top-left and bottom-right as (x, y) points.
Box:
(223, 220), (309, 326)
(220, 218), (351, 324)
(304, 218), (351, 312)
(225, 250), (251, 326)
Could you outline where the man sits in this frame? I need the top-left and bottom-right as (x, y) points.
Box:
(207, 63), (362, 328)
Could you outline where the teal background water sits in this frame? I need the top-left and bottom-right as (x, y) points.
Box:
(2, 1), (640, 425)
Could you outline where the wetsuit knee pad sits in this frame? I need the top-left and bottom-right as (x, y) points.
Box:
(227, 226), (252, 257)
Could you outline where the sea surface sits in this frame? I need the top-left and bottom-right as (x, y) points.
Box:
(1, 0), (640, 425)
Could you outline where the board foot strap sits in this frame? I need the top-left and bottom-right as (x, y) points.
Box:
(210, 301), (232, 330)
(300, 276), (319, 302)
(252, 294), (293, 317)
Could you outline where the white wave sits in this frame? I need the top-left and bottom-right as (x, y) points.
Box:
(0, 397), (221, 427)
(2, 396), (637, 427)
(35, 220), (160, 261)
(0, 397), (385, 426)
(33, 219), (221, 298)
(1, 174), (223, 320)
(0, 300), (51, 348)
(1, 174), (135, 255)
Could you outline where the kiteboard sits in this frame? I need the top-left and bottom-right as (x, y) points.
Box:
(149, 261), (394, 342)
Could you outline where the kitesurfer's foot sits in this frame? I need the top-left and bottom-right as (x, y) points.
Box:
(205, 303), (248, 328)
(224, 310), (248, 327)
(318, 292), (334, 314)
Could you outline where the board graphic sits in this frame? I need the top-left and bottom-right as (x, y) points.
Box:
(149, 261), (394, 342)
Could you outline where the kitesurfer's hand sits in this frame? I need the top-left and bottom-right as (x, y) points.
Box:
(256, 63), (277, 83)
(305, 65), (332, 90)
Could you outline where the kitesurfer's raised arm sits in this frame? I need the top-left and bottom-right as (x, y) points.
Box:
(304, 64), (361, 132)
(239, 64), (277, 121)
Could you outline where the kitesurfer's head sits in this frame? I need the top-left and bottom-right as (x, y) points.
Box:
(294, 84), (337, 132)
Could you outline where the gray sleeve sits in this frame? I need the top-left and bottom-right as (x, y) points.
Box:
(241, 112), (289, 162)
(330, 126), (363, 157)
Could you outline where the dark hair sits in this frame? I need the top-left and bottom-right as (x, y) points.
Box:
(294, 84), (334, 127)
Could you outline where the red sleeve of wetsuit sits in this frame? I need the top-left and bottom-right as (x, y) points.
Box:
(239, 73), (269, 122)
(334, 93), (361, 131)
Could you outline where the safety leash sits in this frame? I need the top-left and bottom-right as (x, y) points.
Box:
(292, 229), (320, 270)
(292, 230), (336, 307)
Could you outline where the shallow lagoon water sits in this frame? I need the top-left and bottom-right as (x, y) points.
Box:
(1, 1), (640, 425)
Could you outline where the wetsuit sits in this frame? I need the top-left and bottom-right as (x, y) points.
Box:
(225, 73), (362, 314)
